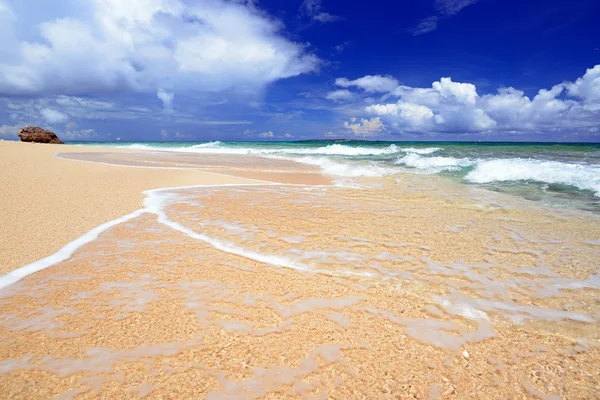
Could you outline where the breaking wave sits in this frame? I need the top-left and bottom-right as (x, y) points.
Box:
(118, 143), (402, 157)
(396, 153), (600, 197)
(466, 159), (600, 197)
(395, 153), (475, 173)
(285, 156), (399, 177)
(399, 147), (441, 155)
(191, 141), (222, 148)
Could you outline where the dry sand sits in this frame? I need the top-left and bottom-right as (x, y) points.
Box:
(0, 141), (263, 275)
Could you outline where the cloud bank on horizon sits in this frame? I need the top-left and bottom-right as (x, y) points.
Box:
(0, 0), (599, 142)
(331, 65), (600, 138)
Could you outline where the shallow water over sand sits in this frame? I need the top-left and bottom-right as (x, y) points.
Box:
(0, 152), (599, 398)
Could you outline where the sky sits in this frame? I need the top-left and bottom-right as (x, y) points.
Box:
(0, 0), (599, 142)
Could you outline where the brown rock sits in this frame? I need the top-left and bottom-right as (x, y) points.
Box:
(18, 126), (63, 144)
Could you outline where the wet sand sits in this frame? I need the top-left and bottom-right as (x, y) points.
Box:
(0, 142), (271, 275)
(1, 145), (599, 398)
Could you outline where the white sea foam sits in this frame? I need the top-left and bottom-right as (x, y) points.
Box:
(117, 143), (247, 154)
(280, 144), (400, 156)
(143, 186), (316, 274)
(191, 141), (222, 148)
(399, 147), (441, 155)
(466, 159), (600, 197)
(395, 153), (474, 173)
(117, 143), (401, 157)
(290, 156), (399, 177)
(0, 184), (278, 291)
(0, 210), (146, 290)
(436, 294), (596, 324)
(142, 185), (374, 278)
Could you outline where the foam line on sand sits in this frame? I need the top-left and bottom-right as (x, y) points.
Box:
(0, 183), (275, 290)
(0, 210), (146, 290)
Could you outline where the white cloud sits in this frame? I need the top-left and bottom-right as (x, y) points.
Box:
(55, 96), (115, 115)
(160, 129), (168, 138)
(565, 65), (600, 106)
(432, 77), (478, 105)
(335, 75), (399, 93)
(334, 41), (351, 54)
(191, 120), (253, 125)
(0, 0), (14, 17)
(0, 123), (20, 137)
(391, 86), (441, 107)
(301, 0), (321, 15)
(412, 0), (482, 35)
(284, 133), (293, 138)
(325, 89), (355, 102)
(0, 0), (319, 96)
(313, 12), (341, 23)
(5, 95), (144, 124)
(259, 130), (274, 138)
(366, 102), (434, 129)
(40, 107), (68, 124)
(175, 131), (191, 139)
(343, 117), (384, 136)
(301, 0), (340, 23)
(157, 89), (174, 111)
(360, 65), (600, 134)
(436, 0), (481, 16)
(411, 17), (438, 36)
(62, 128), (96, 140)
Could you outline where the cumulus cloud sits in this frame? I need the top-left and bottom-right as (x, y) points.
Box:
(40, 108), (69, 124)
(0, 0), (319, 96)
(160, 129), (169, 138)
(359, 65), (600, 135)
(157, 89), (174, 111)
(325, 89), (355, 102)
(565, 65), (600, 106)
(433, 77), (478, 105)
(336, 75), (400, 93)
(259, 130), (274, 138)
(366, 102), (435, 129)
(343, 117), (384, 136)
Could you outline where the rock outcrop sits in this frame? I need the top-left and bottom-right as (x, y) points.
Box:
(18, 126), (63, 144)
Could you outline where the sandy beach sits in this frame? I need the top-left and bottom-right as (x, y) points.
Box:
(0, 141), (329, 275)
(0, 142), (599, 399)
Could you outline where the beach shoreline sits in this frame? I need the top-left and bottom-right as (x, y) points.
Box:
(0, 141), (273, 275)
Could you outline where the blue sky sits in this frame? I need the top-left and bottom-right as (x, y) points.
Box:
(0, 0), (599, 142)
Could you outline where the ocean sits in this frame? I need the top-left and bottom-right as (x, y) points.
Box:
(72, 140), (600, 212)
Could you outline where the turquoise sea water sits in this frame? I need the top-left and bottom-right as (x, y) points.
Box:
(71, 140), (600, 212)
